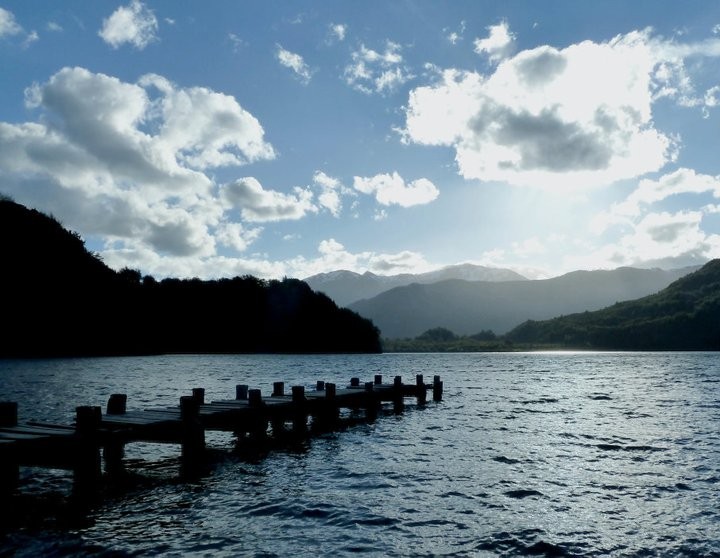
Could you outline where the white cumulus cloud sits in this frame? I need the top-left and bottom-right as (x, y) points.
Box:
(344, 41), (413, 94)
(0, 7), (21, 37)
(276, 45), (313, 84)
(474, 20), (515, 62)
(99, 0), (158, 50)
(0, 67), (276, 262)
(353, 172), (439, 207)
(222, 177), (316, 222)
(403, 30), (717, 189)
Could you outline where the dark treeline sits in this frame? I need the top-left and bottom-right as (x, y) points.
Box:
(0, 198), (381, 357)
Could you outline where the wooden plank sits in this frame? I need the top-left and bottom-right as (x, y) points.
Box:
(0, 425), (74, 437)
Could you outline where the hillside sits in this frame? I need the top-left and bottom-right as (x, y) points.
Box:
(304, 263), (527, 307)
(505, 260), (720, 350)
(348, 266), (696, 339)
(0, 198), (381, 357)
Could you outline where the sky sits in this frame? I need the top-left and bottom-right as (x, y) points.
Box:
(2, 1), (720, 280)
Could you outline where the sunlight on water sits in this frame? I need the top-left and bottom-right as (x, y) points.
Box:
(1, 352), (719, 556)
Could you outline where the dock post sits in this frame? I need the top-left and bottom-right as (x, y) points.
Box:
(291, 386), (307, 434)
(350, 377), (360, 387)
(374, 374), (383, 385)
(180, 395), (205, 467)
(235, 384), (249, 400)
(314, 382), (339, 429)
(104, 394), (127, 476)
(433, 375), (444, 402)
(393, 376), (404, 413)
(73, 406), (102, 501)
(416, 374), (427, 405)
(0, 402), (19, 493)
(248, 389), (267, 440)
(272, 382), (285, 397)
(364, 382), (378, 421)
(0, 401), (18, 427)
(106, 394), (127, 415)
(316, 380), (325, 391)
(192, 388), (205, 405)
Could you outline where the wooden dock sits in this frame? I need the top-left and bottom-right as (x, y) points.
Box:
(0, 374), (443, 494)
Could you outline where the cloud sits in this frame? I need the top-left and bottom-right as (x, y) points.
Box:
(47, 22), (63, 32)
(99, 0), (158, 50)
(222, 177), (316, 222)
(474, 20), (515, 62)
(0, 66), (275, 260)
(401, 29), (720, 189)
(312, 171), (352, 217)
(215, 222), (263, 252)
(445, 21), (466, 45)
(344, 41), (413, 94)
(328, 23), (347, 43)
(0, 7), (21, 37)
(353, 172), (439, 207)
(276, 45), (312, 84)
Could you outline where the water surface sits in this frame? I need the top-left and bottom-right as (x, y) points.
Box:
(1, 352), (719, 556)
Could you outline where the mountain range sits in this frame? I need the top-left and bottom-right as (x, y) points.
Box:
(304, 264), (527, 307)
(345, 266), (697, 339)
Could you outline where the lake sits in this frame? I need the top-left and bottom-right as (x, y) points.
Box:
(1, 352), (719, 556)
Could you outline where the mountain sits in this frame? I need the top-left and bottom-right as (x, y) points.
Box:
(348, 266), (698, 339)
(304, 263), (527, 307)
(505, 260), (720, 350)
(0, 198), (380, 357)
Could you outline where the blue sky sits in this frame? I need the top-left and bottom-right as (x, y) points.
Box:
(2, 1), (720, 280)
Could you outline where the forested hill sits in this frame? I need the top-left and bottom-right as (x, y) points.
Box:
(0, 198), (381, 357)
(505, 259), (720, 350)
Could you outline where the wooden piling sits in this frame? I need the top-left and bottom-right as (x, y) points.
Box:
(273, 382), (285, 397)
(73, 406), (102, 498)
(235, 384), (249, 400)
(374, 374), (383, 385)
(416, 374), (427, 405)
(350, 377), (360, 387)
(0, 401), (18, 427)
(316, 380), (325, 391)
(393, 376), (404, 413)
(106, 394), (127, 415)
(433, 375), (443, 402)
(179, 395), (205, 463)
(192, 388), (205, 405)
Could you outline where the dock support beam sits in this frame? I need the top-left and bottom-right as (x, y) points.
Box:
(179, 396), (205, 469)
(73, 405), (102, 500)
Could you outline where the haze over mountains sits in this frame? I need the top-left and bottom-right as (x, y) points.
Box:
(304, 264), (527, 307)
(310, 266), (697, 339)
